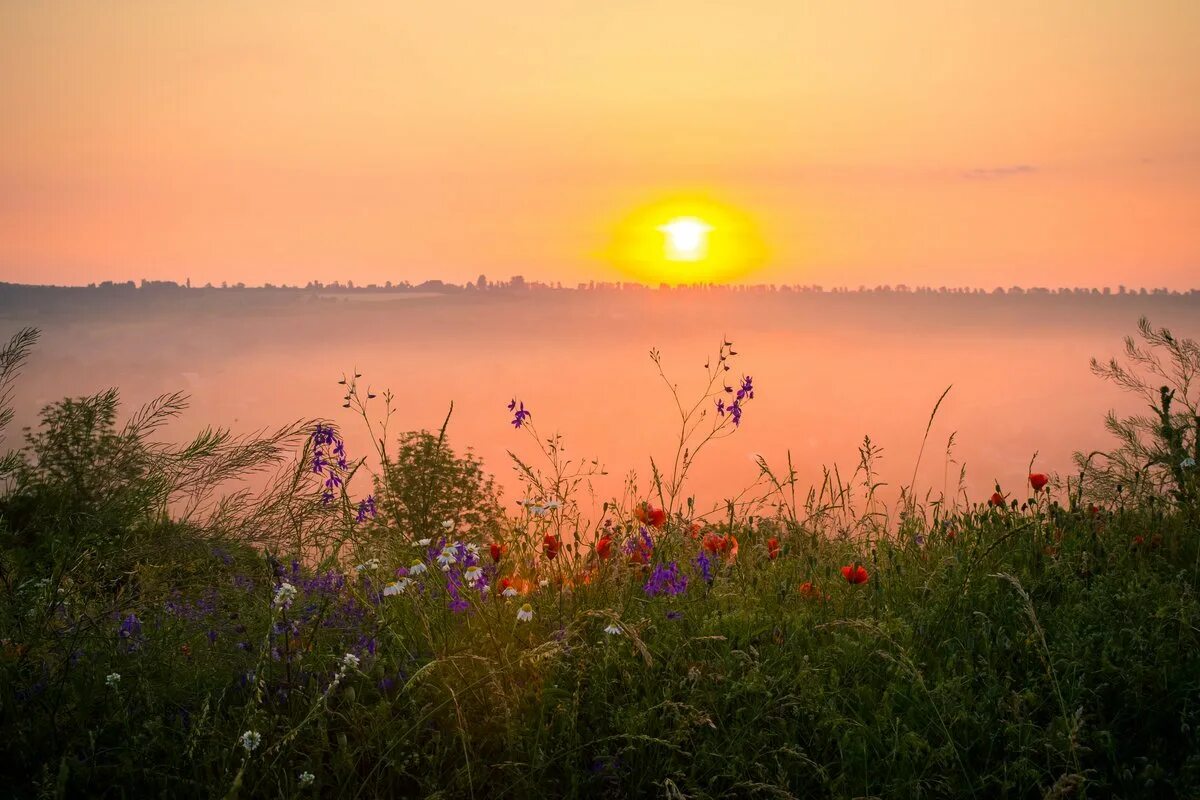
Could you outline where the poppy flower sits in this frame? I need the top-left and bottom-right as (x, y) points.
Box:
(636, 503), (667, 528)
(688, 521), (703, 539)
(841, 564), (869, 584)
(766, 537), (781, 560)
(489, 542), (506, 562)
(988, 491), (1006, 508)
(1029, 473), (1049, 492)
(798, 581), (820, 598)
(543, 534), (560, 560)
(595, 534), (613, 560)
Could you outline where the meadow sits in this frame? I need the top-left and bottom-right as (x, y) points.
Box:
(0, 318), (1197, 799)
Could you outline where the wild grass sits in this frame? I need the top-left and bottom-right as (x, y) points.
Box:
(0, 321), (1197, 798)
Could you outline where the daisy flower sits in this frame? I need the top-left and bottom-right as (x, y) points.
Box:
(516, 603), (534, 623)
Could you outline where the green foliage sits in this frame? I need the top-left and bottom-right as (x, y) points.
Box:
(372, 428), (504, 544)
(1078, 317), (1200, 506)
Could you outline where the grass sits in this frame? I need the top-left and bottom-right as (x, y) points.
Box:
(0, 323), (1198, 798)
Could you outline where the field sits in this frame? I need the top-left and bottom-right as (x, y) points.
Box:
(0, 320), (1198, 799)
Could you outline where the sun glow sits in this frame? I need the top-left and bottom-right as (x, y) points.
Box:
(659, 217), (712, 262)
(606, 196), (766, 285)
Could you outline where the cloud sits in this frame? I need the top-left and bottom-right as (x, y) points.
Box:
(961, 164), (1038, 180)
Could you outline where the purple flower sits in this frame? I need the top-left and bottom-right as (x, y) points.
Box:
(355, 495), (378, 523)
(716, 398), (725, 416)
(728, 400), (743, 427)
(644, 562), (688, 597)
(736, 375), (754, 401)
(666, 610), (683, 621)
(694, 551), (713, 583)
(509, 399), (532, 429)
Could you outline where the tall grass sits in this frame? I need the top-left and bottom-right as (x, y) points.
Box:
(0, 323), (1197, 798)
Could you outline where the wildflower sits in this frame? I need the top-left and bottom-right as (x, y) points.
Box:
(841, 564), (869, 585)
(595, 534), (613, 560)
(635, 504), (667, 528)
(728, 400), (743, 426)
(382, 578), (411, 596)
(441, 519), (455, 531)
(463, 565), (483, 586)
(798, 581), (820, 598)
(509, 399), (532, 428)
(1029, 473), (1049, 492)
(489, 542), (506, 562)
(644, 562), (688, 597)
(1183, 457), (1197, 469)
(436, 547), (457, 568)
(414, 537), (432, 547)
(502, 585), (519, 598)
(240, 730), (262, 753)
(516, 603), (534, 623)
(988, 491), (1006, 508)
(354, 558), (381, 573)
(736, 375), (754, 401)
(529, 504), (548, 517)
(105, 672), (121, 688)
(342, 652), (360, 669)
(271, 582), (298, 610)
(538, 578), (550, 588)
(117, 613), (143, 643)
(603, 623), (622, 636)
(543, 534), (561, 560)
(545, 498), (562, 511)
(408, 561), (428, 576)
(299, 771), (315, 786)
(355, 495), (378, 523)
(695, 550), (714, 583)
(766, 536), (781, 560)
(666, 610), (683, 621)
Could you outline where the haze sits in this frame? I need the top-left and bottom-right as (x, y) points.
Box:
(4, 284), (1197, 514)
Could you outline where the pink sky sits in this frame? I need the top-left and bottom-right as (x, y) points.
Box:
(2, 2), (1199, 288)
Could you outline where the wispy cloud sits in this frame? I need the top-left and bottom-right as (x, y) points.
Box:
(961, 164), (1038, 180)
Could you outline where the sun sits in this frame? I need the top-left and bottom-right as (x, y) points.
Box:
(659, 217), (713, 262)
(604, 195), (767, 285)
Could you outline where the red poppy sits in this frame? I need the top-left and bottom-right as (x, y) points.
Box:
(1131, 535), (1145, 547)
(702, 532), (726, 554)
(841, 564), (869, 584)
(688, 521), (703, 539)
(595, 534), (613, 560)
(766, 536), (781, 560)
(1088, 504), (1100, 518)
(635, 503), (666, 528)
(489, 542), (506, 562)
(1029, 473), (1049, 492)
(543, 534), (560, 560)
(798, 581), (820, 598)
(988, 491), (1006, 508)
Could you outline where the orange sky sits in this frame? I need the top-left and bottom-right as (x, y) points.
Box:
(2, 1), (1198, 288)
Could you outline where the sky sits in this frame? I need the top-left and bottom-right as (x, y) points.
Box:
(2, 1), (1199, 289)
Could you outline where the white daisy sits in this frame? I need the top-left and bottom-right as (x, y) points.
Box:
(240, 730), (262, 752)
(382, 578), (411, 596)
(516, 603), (534, 623)
(436, 547), (457, 568)
(298, 771), (315, 786)
(544, 498), (562, 510)
(414, 538), (432, 547)
(342, 652), (360, 669)
(441, 519), (455, 530)
(502, 586), (518, 598)
(105, 672), (121, 688)
(603, 623), (622, 636)
(463, 565), (483, 586)
(409, 561), (428, 576)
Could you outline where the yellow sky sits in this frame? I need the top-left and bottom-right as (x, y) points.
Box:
(2, 1), (1198, 287)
